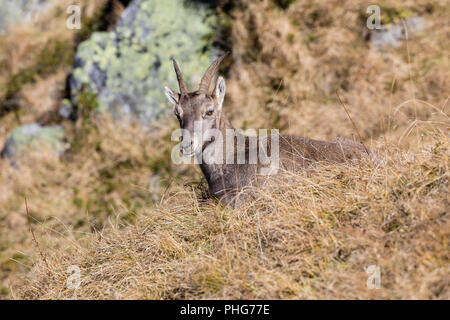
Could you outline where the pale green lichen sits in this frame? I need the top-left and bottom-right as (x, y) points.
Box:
(71, 0), (217, 124)
(2, 124), (66, 158)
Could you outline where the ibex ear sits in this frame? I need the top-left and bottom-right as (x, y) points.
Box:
(164, 86), (179, 105)
(214, 76), (226, 111)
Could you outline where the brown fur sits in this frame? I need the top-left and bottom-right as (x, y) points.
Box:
(165, 56), (370, 207)
(199, 112), (369, 207)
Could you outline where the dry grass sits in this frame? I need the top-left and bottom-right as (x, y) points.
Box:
(223, 0), (449, 149)
(12, 128), (449, 299)
(0, 0), (108, 145)
(0, 0), (449, 299)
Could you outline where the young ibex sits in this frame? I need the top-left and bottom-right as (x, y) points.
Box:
(165, 54), (369, 207)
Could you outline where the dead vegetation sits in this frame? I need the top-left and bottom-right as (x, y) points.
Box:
(0, 0), (449, 299)
(14, 129), (449, 299)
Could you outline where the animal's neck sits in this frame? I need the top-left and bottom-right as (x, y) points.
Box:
(197, 112), (236, 183)
(217, 111), (234, 132)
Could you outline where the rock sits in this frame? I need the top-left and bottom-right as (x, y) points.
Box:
(370, 17), (424, 51)
(0, 0), (49, 34)
(1, 123), (67, 159)
(58, 99), (75, 120)
(70, 0), (218, 125)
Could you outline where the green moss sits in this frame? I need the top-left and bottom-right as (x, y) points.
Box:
(78, 90), (99, 114)
(0, 287), (9, 296)
(380, 6), (413, 25)
(287, 32), (295, 44)
(4, 68), (35, 101)
(35, 40), (75, 76)
(73, 197), (83, 209)
(306, 33), (316, 43)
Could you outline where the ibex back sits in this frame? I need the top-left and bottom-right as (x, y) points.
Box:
(164, 54), (370, 207)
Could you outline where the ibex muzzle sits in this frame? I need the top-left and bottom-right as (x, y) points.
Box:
(165, 53), (370, 207)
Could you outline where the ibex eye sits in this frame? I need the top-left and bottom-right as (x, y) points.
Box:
(206, 110), (214, 116)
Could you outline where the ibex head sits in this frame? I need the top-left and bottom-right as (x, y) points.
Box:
(164, 53), (228, 157)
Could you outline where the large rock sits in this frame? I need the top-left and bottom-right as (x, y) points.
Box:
(370, 17), (424, 51)
(70, 0), (218, 125)
(1, 123), (67, 159)
(0, 0), (49, 34)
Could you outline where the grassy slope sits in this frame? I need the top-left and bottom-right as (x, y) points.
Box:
(0, 0), (448, 299)
(17, 132), (449, 299)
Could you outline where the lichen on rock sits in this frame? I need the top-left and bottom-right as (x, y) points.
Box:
(70, 0), (218, 125)
(1, 123), (67, 159)
(0, 0), (49, 34)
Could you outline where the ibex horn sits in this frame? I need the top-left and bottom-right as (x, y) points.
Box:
(172, 58), (188, 95)
(198, 52), (229, 94)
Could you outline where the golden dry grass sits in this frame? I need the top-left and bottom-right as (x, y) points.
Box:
(11, 128), (449, 299)
(0, 0), (449, 299)
(224, 0), (449, 149)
